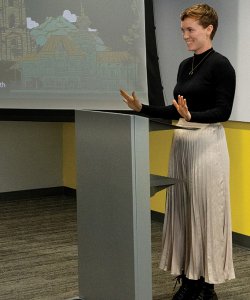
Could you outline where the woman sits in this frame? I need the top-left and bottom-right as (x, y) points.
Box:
(120, 3), (236, 300)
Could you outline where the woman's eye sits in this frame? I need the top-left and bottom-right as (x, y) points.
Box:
(181, 28), (194, 34)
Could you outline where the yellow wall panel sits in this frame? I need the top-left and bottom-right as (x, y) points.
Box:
(224, 122), (250, 236)
(149, 130), (173, 213)
(62, 121), (250, 236)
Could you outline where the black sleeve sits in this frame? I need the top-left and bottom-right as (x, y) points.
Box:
(140, 103), (180, 119)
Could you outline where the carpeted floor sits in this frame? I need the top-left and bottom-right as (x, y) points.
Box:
(0, 195), (249, 299)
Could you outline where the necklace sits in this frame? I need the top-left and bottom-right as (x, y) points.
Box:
(189, 49), (214, 75)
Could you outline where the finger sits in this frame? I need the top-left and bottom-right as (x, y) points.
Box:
(120, 89), (131, 99)
(177, 95), (183, 105)
(120, 88), (127, 94)
(182, 99), (189, 110)
(179, 95), (185, 106)
(178, 96), (187, 109)
(172, 99), (179, 110)
(132, 91), (137, 101)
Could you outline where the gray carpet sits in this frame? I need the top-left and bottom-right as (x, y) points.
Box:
(0, 195), (249, 299)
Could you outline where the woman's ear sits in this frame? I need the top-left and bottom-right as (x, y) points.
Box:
(206, 24), (214, 38)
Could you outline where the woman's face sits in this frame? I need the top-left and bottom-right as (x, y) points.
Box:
(181, 17), (213, 54)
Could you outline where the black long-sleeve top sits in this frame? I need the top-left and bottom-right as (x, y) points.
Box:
(141, 48), (236, 123)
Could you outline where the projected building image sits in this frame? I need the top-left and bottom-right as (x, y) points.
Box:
(0, 0), (147, 108)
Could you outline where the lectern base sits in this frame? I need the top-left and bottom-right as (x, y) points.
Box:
(76, 110), (152, 300)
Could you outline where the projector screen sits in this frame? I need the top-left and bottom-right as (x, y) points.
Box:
(154, 0), (250, 122)
(0, 0), (148, 110)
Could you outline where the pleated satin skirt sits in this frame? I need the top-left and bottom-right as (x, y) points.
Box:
(159, 119), (235, 284)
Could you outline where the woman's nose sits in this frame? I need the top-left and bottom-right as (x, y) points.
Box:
(183, 31), (189, 39)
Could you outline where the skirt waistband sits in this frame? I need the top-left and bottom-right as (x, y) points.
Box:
(177, 118), (220, 129)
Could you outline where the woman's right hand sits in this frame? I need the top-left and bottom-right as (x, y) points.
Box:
(173, 95), (191, 121)
(120, 89), (142, 112)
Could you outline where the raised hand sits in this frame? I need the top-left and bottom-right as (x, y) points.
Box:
(120, 89), (142, 112)
(173, 95), (191, 121)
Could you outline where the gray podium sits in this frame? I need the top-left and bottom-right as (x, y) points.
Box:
(75, 110), (152, 300)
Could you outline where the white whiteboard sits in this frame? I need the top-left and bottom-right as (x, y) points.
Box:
(0, 0), (148, 110)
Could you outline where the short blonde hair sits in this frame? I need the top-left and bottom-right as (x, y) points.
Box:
(180, 3), (218, 40)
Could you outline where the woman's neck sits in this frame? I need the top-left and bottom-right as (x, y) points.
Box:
(194, 47), (213, 56)
(194, 42), (213, 54)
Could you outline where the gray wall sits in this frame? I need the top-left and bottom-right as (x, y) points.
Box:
(0, 122), (63, 193)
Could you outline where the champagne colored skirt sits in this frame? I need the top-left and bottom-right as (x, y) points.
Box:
(159, 119), (235, 284)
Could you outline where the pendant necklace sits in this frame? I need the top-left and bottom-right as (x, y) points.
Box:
(189, 49), (214, 75)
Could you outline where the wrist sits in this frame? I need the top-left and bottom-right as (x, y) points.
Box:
(137, 103), (142, 112)
(185, 112), (191, 122)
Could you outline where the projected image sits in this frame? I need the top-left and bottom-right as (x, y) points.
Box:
(0, 0), (147, 109)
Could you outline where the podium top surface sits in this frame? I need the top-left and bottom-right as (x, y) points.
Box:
(76, 109), (200, 130)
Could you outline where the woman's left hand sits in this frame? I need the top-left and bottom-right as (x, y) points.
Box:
(173, 95), (191, 121)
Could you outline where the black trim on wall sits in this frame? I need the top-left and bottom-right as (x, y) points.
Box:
(144, 0), (165, 106)
(0, 186), (76, 201)
(232, 232), (250, 249)
(151, 210), (165, 223)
